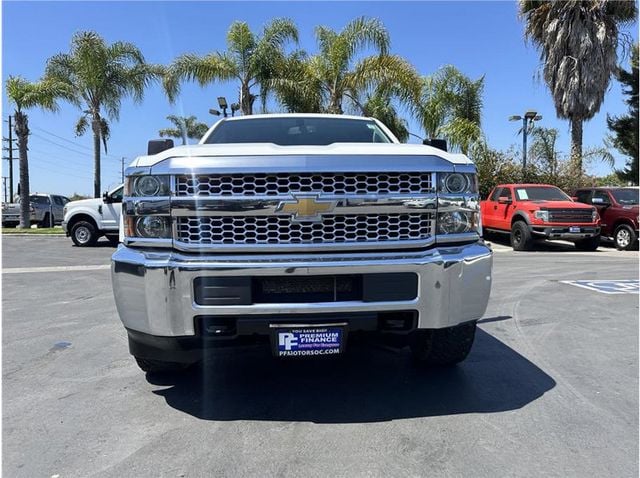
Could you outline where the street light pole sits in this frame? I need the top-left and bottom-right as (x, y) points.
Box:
(509, 110), (542, 179)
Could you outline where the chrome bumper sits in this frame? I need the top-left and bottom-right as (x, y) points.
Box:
(111, 242), (492, 337)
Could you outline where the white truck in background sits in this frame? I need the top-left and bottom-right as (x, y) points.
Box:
(62, 184), (123, 246)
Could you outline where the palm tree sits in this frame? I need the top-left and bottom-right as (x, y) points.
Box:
(159, 115), (209, 145)
(5, 76), (73, 228)
(361, 89), (409, 142)
(414, 65), (484, 154)
(528, 126), (561, 180)
(519, 0), (637, 171)
(163, 19), (299, 115)
(271, 17), (421, 115)
(45, 31), (158, 197)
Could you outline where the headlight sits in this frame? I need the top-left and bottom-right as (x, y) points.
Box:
(438, 173), (476, 194)
(534, 210), (549, 222)
(437, 211), (476, 234)
(135, 176), (160, 196)
(135, 216), (171, 238)
(592, 208), (598, 222)
(130, 176), (170, 197)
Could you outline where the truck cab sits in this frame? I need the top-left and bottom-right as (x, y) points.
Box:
(481, 184), (600, 251)
(574, 187), (639, 250)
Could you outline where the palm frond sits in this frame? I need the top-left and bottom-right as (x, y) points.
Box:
(75, 116), (89, 137)
(341, 17), (390, 58)
(99, 118), (110, 153)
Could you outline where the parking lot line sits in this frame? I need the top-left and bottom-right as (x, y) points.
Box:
(560, 280), (640, 295)
(2, 264), (110, 274)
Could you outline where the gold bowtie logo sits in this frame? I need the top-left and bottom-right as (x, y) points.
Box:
(276, 195), (336, 222)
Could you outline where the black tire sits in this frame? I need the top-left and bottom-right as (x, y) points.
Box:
(410, 322), (477, 367)
(613, 224), (637, 251)
(574, 235), (601, 251)
(511, 221), (533, 251)
(71, 220), (98, 247)
(106, 235), (119, 247)
(135, 357), (190, 373)
(38, 213), (53, 228)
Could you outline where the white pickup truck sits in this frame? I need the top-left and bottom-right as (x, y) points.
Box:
(62, 184), (123, 246)
(111, 114), (492, 373)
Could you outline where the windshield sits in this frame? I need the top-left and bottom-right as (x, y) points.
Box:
(611, 188), (639, 205)
(29, 195), (50, 205)
(514, 186), (570, 201)
(204, 117), (392, 146)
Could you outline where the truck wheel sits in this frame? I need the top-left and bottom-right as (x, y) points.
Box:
(574, 235), (601, 251)
(71, 221), (98, 247)
(410, 322), (476, 367)
(510, 221), (533, 251)
(614, 224), (637, 251)
(135, 357), (190, 373)
(106, 235), (119, 247)
(38, 213), (53, 228)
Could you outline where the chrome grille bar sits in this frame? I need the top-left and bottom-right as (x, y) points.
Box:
(176, 172), (434, 196)
(176, 213), (434, 246)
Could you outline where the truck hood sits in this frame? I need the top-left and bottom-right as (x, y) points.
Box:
(523, 200), (593, 209)
(132, 143), (474, 169)
(66, 198), (103, 208)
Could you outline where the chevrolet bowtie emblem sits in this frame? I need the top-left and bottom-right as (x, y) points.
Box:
(276, 194), (336, 222)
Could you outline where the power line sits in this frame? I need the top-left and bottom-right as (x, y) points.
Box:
(28, 148), (95, 168)
(30, 133), (96, 156)
(32, 126), (122, 159)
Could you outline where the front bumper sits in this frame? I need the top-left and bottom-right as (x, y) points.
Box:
(111, 242), (492, 339)
(530, 225), (600, 240)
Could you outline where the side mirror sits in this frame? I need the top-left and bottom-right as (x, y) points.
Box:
(102, 191), (112, 203)
(423, 138), (448, 152)
(498, 196), (512, 204)
(147, 139), (174, 155)
(570, 196), (578, 201)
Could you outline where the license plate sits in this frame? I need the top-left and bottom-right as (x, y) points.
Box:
(271, 325), (345, 358)
(569, 226), (581, 233)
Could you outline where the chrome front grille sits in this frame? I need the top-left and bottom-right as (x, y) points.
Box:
(548, 208), (593, 223)
(176, 214), (434, 246)
(176, 173), (433, 196)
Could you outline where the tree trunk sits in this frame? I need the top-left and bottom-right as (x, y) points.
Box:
(240, 83), (254, 115)
(328, 92), (343, 114)
(14, 111), (30, 229)
(570, 119), (583, 174)
(92, 116), (101, 198)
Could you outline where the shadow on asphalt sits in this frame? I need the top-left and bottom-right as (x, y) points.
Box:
(71, 239), (117, 248)
(149, 327), (556, 423)
(485, 232), (618, 253)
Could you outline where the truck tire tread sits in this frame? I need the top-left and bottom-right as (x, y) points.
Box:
(134, 357), (190, 373)
(71, 220), (98, 247)
(511, 220), (533, 251)
(574, 235), (601, 251)
(614, 224), (637, 251)
(410, 322), (476, 367)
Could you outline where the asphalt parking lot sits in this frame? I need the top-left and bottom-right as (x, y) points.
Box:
(2, 235), (638, 477)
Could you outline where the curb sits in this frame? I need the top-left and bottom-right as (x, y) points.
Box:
(2, 234), (66, 237)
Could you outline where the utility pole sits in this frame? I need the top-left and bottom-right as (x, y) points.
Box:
(3, 115), (17, 200)
(2, 176), (7, 203)
(121, 157), (126, 183)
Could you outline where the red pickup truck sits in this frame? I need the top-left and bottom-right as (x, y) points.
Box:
(481, 184), (600, 251)
(573, 187), (639, 250)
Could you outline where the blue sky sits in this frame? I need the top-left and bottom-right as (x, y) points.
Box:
(2, 1), (637, 197)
